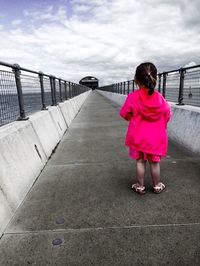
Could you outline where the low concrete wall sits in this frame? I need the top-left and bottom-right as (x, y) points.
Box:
(97, 90), (200, 155)
(0, 90), (91, 237)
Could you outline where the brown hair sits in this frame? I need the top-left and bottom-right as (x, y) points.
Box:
(134, 62), (157, 95)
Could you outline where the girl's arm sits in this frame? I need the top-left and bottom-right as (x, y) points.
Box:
(119, 95), (133, 121)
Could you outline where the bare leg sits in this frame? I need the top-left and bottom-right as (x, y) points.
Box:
(136, 158), (146, 186)
(149, 162), (161, 187)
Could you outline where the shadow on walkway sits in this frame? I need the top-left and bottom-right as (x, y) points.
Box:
(0, 91), (199, 265)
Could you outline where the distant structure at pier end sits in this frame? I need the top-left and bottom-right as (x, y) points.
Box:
(79, 76), (98, 90)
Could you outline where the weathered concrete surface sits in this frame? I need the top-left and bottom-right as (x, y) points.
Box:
(0, 92), (199, 265)
(0, 91), (91, 238)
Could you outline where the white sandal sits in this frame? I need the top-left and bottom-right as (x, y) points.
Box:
(153, 182), (166, 194)
(131, 183), (146, 195)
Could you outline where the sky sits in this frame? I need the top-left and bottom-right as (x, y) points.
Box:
(0, 0), (199, 85)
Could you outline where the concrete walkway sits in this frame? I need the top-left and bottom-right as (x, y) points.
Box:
(0, 91), (199, 265)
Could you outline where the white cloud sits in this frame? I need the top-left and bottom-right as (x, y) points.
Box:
(0, 0), (200, 85)
(12, 19), (22, 26)
(184, 61), (197, 68)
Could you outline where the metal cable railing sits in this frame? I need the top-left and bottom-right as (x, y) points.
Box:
(0, 61), (90, 126)
(98, 65), (200, 107)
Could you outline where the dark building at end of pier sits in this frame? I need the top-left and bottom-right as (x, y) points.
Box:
(79, 76), (98, 90)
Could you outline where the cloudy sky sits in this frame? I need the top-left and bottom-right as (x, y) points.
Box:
(0, 0), (199, 85)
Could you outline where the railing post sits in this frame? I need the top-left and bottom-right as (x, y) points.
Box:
(158, 74), (162, 93)
(13, 64), (28, 120)
(53, 77), (57, 104)
(123, 82), (125, 94)
(39, 71), (47, 110)
(162, 72), (167, 98)
(70, 82), (72, 98)
(50, 75), (56, 105)
(64, 81), (67, 100)
(132, 80), (135, 92)
(49, 75), (53, 105)
(177, 68), (185, 105)
(71, 83), (74, 98)
(59, 78), (63, 102)
(127, 81), (130, 95)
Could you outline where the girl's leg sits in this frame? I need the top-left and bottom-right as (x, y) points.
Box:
(149, 161), (161, 187)
(136, 158), (146, 186)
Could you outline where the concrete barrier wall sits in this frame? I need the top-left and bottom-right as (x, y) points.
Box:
(0, 90), (91, 237)
(97, 90), (200, 155)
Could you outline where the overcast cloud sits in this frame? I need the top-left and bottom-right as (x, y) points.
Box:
(0, 0), (199, 85)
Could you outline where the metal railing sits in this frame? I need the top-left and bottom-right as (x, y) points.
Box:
(0, 61), (90, 126)
(98, 64), (200, 107)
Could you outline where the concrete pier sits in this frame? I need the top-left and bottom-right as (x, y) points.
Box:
(0, 91), (199, 265)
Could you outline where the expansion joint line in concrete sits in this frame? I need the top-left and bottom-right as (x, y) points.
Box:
(4, 222), (200, 236)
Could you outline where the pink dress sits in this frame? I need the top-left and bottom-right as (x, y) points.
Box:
(119, 88), (171, 162)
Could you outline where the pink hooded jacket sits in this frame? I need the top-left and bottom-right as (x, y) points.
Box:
(120, 88), (171, 156)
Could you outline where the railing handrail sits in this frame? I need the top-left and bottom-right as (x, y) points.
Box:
(98, 64), (200, 107)
(0, 61), (72, 83)
(101, 64), (200, 87)
(159, 64), (200, 75)
(0, 60), (90, 126)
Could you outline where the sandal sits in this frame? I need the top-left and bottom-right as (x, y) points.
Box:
(153, 182), (166, 194)
(131, 183), (146, 195)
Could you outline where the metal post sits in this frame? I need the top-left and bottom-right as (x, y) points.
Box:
(120, 83), (122, 94)
(162, 72), (167, 98)
(13, 64), (28, 120)
(71, 83), (74, 98)
(59, 78), (63, 102)
(127, 81), (130, 95)
(52, 77), (57, 105)
(49, 75), (54, 105)
(50, 75), (56, 105)
(53, 77), (57, 105)
(123, 82), (125, 94)
(132, 80), (135, 92)
(73, 83), (75, 97)
(158, 74), (161, 93)
(69, 82), (71, 98)
(39, 71), (47, 110)
(177, 68), (185, 105)
(64, 81), (67, 100)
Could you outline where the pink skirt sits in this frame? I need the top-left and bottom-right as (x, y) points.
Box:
(129, 148), (161, 162)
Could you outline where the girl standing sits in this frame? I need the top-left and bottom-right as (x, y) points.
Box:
(120, 62), (171, 195)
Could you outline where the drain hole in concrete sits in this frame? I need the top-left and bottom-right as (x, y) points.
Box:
(52, 239), (63, 246)
(56, 218), (65, 224)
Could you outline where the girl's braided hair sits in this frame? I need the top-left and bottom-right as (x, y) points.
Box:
(135, 62), (157, 95)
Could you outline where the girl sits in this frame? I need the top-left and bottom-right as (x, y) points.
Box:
(120, 62), (171, 195)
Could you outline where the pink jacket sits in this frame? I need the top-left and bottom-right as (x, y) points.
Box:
(120, 88), (171, 156)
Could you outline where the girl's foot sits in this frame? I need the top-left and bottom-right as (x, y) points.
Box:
(153, 182), (165, 194)
(131, 183), (146, 195)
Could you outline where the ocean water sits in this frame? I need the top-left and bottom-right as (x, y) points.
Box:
(0, 92), (54, 126)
